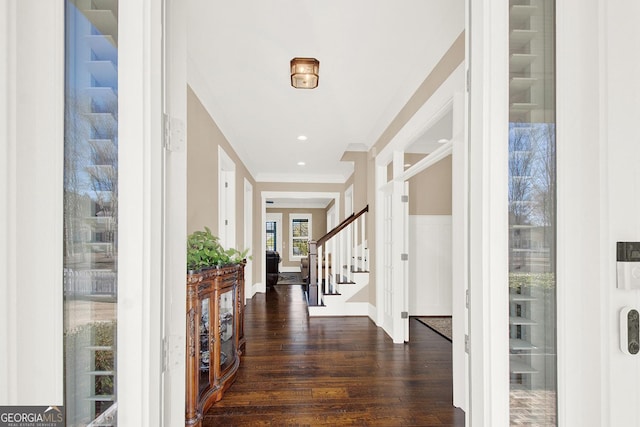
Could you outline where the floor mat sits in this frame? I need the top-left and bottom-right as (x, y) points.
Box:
(277, 272), (304, 285)
(415, 316), (452, 341)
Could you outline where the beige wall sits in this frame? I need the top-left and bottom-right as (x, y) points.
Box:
(408, 155), (452, 215)
(266, 207), (328, 269)
(341, 151), (369, 217)
(187, 86), (260, 282)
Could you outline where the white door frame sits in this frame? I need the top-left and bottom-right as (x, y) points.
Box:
(467, 0), (510, 424)
(374, 153), (409, 344)
(160, 1), (188, 426)
(218, 146), (236, 249)
(265, 212), (283, 256)
(243, 178), (254, 301)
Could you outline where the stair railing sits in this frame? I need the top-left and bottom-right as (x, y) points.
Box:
(307, 205), (368, 306)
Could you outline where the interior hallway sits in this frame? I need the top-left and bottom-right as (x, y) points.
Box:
(203, 284), (465, 426)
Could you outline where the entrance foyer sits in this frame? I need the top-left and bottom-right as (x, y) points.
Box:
(202, 284), (464, 425)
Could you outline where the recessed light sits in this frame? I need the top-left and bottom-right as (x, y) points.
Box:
(437, 138), (449, 144)
(297, 161), (306, 166)
(297, 135), (308, 141)
(404, 163), (412, 168)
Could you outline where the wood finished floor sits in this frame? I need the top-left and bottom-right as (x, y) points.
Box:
(203, 284), (465, 426)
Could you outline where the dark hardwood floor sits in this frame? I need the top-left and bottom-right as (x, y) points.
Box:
(203, 284), (465, 426)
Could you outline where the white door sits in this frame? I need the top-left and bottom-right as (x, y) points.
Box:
(380, 187), (395, 337)
(218, 147), (236, 249)
(376, 158), (409, 344)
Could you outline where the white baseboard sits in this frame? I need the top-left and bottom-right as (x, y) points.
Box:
(308, 302), (370, 317)
(279, 266), (301, 273)
(367, 303), (377, 324)
(252, 281), (266, 295)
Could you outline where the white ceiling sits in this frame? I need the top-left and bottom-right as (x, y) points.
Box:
(187, 0), (464, 183)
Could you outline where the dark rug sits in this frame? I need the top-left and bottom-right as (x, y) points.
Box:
(415, 316), (452, 341)
(277, 272), (304, 285)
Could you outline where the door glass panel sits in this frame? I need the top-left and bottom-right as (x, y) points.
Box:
(219, 290), (235, 372)
(508, 0), (557, 425)
(199, 297), (211, 395)
(64, 0), (119, 425)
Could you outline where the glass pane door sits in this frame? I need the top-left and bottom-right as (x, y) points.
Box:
(64, 0), (119, 425)
(219, 289), (235, 372)
(508, 0), (557, 425)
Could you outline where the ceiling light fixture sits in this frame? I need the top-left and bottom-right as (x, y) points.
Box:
(297, 135), (308, 141)
(437, 138), (449, 144)
(290, 57), (319, 89)
(297, 161), (306, 166)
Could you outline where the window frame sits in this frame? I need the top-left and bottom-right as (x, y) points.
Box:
(289, 213), (312, 261)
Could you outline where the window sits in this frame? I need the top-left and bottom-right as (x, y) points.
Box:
(508, 0), (557, 424)
(289, 214), (312, 259)
(266, 221), (277, 251)
(64, 0), (118, 424)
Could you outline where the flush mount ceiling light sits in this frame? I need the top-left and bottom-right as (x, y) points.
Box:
(290, 57), (319, 89)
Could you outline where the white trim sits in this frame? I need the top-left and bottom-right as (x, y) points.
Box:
(308, 302), (370, 317)
(0, 0), (14, 403)
(399, 142), (453, 182)
(1, 0), (65, 404)
(374, 164), (387, 329)
(467, 0), (510, 425)
(556, 0), (608, 424)
(118, 0), (165, 424)
(376, 64), (464, 166)
(265, 212), (283, 257)
(451, 91), (468, 411)
(244, 178), (254, 301)
(162, 0), (188, 425)
(255, 172), (350, 184)
(218, 146), (236, 249)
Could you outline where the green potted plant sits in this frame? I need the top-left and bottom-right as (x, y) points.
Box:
(187, 226), (249, 273)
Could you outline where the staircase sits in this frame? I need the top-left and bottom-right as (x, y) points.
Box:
(307, 206), (370, 316)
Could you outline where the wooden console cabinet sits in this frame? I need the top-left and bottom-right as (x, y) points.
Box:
(185, 263), (245, 426)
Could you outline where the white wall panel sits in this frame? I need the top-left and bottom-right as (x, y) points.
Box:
(409, 215), (452, 315)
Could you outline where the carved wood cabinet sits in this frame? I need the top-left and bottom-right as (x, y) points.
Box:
(185, 263), (245, 427)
